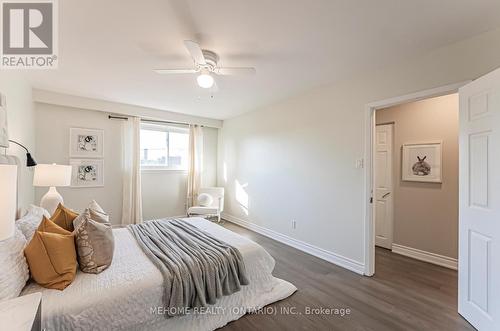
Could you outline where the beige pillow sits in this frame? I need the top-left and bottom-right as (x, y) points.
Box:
(24, 217), (77, 290)
(88, 200), (109, 223)
(88, 200), (105, 213)
(73, 208), (114, 274)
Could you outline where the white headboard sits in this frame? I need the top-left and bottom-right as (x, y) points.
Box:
(0, 154), (21, 214)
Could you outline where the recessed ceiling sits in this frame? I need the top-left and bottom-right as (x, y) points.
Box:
(24, 0), (500, 119)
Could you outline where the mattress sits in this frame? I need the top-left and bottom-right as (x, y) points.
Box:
(21, 217), (297, 331)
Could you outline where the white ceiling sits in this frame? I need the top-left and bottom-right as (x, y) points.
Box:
(24, 0), (500, 120)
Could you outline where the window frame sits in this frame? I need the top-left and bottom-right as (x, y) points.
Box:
(140, 122), (189, 172)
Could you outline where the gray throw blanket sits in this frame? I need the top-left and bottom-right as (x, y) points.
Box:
(128, 219), (249, 317)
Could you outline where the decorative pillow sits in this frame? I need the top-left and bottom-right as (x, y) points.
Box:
(51, 203), (79, 232)
(24, 217), (77, 290)
(0, 229), (29, 301)
(16, 205), (51, 241)
(88, 200), (109, 223)
(88, 200), (105, 213)
(197, 193), (213, 207)
(73, 205), (114, 274)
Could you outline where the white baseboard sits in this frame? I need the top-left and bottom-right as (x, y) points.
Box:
(222, 213), (365, 275)
(391, 244), (458, 270)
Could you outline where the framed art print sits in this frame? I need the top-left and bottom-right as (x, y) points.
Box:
(402, 141), (442, 183)
(70, 128), (104, 158)
(70, 159), (104, 187)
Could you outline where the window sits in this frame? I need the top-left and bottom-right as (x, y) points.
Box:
(140, 123), (189, 170)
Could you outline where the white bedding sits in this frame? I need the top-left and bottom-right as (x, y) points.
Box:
(21, 218), (297, 331)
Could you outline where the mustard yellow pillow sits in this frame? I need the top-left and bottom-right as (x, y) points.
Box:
(24, 217), (77, 290)
(51, 203), (78, 232)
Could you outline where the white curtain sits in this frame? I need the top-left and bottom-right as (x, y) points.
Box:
(121, 117), (143, 225)
(186, 124), (204, 209)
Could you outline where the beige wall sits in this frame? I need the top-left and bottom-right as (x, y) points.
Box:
(0, 73), (36, 212)
(376, 94), (458, 258)
(218, 27), (500, 267)
(35, 102), (218, 224)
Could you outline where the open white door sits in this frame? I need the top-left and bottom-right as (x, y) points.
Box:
(459, 68), (500, 330)
(375, 124), (393, 249)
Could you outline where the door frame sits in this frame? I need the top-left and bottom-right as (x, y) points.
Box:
(363, 81), (470, 276)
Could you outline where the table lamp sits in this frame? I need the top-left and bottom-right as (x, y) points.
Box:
(0, 165), (17, 241)
(33, 164), (72, 216)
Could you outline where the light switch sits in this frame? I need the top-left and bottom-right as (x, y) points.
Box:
(356, 158), (364, 169)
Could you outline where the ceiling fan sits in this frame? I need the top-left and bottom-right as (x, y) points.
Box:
(154, 40), (256, 89)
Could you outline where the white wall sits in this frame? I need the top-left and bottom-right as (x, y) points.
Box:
(35, 102), (218, 224)
(202, 127), (219, 188)
(219, 27), (500, 268)
(0, 73), (36, 212)
(35, 103), (123, 223)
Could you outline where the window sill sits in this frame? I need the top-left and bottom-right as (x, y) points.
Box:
(141, 168), (188, 174)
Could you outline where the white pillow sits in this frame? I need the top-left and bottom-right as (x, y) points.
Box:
(197, 193), (213, 207)
(0, 229), (29, 302)
(16, 205), (51, 242)
(88, 200), (105, 214)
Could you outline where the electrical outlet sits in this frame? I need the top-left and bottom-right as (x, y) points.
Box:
(291, 220), (297, 229)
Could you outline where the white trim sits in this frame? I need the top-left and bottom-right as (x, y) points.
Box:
(365, 81), (469, 110)
(153, 214), (189, 220)
(141, 168), (188, 174)
(141, 122), (189, 133)
(163, 214), (189, 219)
(363, 81), (470, 276)
(223, 213), (365, 275)
(392, 244), (458, 270)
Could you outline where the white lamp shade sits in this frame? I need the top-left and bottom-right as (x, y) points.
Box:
(0, 165), (17, 241)
(33, 164), (72, 187)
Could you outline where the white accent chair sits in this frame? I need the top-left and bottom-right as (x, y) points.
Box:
(187, 187), (225, 222)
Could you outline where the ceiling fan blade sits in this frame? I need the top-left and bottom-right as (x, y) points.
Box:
(184, 40), (206, 65)
(154, 68), (198, 74)
(216, 67), (256, 76)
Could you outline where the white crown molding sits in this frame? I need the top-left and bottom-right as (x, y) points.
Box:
(32, 89), (223, 129)
(392, 244), (458, 270)
(223, 213), (365, 275)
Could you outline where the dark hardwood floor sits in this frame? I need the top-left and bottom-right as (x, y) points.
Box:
(219, 221), (475, 331)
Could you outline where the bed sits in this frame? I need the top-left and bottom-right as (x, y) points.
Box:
(21, 217), (297, 331)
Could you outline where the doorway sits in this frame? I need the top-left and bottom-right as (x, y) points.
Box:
(374, 94), (459, 266)
(363, 81), (468, 276)
(365, 68), (500, 330)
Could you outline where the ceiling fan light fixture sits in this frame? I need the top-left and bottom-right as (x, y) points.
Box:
(154, 40), (256, 91)
(197, 73), (214, 89)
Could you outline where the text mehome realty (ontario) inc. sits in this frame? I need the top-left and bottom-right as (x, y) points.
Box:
(150, 305), (352, 317)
